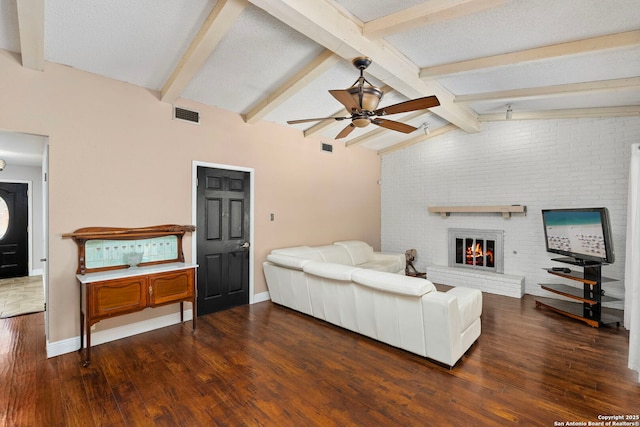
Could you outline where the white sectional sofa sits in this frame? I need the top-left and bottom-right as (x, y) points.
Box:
(263, 241), (482, 367)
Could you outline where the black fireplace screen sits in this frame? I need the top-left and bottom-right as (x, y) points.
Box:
(455, 237), (495, 268)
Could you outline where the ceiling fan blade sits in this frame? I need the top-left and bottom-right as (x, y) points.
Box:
(287, 116), (348, 125)
(373, 96), (440, 116)
(329, 89), (361, 113)
(335, 123), (356, 139)
(372, 118), (417, 134)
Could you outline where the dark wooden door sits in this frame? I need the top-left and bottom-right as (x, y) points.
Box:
(0, 182), (29, 279)
(196, 167), (250, 316)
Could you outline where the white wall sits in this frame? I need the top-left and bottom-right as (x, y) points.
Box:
(381, 117), (640, 305)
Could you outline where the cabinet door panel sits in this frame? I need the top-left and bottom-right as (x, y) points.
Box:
(90, 277), (148, 319)
(149, 270), (194, 306)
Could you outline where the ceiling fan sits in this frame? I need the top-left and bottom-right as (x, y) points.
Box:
(287, 56), (440, 139)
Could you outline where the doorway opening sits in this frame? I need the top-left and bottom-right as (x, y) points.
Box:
(192, 162), (254, 316)
(0, 131), (48, 326)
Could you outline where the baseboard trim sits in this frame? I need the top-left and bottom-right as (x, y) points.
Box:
(253, 291), (270, 304)
(46, 309), (193, 358)
(46, 293), (272, 358)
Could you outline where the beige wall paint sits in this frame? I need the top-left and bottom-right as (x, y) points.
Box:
(0, 49), (381, 344)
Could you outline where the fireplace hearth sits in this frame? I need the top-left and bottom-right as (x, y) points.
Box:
(448, 229), (504, 273)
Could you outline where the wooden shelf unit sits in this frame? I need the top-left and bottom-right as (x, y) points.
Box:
(64, 225), (197, 366)
(535, 259), (623, 327)
(428, 205), (526, 218)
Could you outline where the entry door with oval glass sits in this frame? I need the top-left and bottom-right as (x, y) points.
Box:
(196, 167), (250, 316)
(0, 183), (28, 279)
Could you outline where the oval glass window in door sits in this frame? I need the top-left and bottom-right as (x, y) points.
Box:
(0, 196), (9, 240)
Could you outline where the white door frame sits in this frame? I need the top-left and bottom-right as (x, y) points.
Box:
(191, 161), (255, 304)
(0, 179), (33, 274)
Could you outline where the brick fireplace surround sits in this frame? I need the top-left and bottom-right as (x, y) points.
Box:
(426, 228), (524, 298)
(426, 265), (524, 298)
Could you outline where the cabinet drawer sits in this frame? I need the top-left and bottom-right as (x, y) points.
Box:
(89, 276), (148, 319)
(149, 270), (194, 306)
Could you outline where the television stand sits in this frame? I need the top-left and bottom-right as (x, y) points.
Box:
(548, 257), (603, 267)
(535, 260), (623, 327)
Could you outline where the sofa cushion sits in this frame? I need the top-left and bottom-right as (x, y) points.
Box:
(352, 269), (435, 297)
(266, 254), (311, 271)
(271, 246), (324, 261)
(314, 245), (353, 265)
(333, 241), (374, 265)
(303, 261), (360, 281)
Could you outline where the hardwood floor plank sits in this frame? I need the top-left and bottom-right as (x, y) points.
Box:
(1, 291), (638, 426)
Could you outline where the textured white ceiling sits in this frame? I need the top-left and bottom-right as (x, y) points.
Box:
(1, 0), (638, 153)
(386, 0), (640, 66)
(44, 0), (214, 90)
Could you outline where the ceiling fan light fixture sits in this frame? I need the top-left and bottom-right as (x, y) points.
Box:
(352, 117), (370, 128)
(348, 86), (383, 111)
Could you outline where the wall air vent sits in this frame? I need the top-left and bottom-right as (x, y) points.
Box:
(321, 143), (333, 153)
(173, 106), (200, 124)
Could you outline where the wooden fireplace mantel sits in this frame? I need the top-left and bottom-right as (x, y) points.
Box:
(428, 205), (526, 218)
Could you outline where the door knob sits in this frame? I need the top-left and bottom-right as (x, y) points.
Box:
(241, 242), (250, 248)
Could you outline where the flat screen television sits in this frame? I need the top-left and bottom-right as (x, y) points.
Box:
(541, 207), (615, 265)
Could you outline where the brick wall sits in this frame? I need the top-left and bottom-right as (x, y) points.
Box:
(381, 117), (640, 305)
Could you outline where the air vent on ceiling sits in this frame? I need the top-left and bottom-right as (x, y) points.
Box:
(321, 143), (333, 153)
(173, 106), (200, 124)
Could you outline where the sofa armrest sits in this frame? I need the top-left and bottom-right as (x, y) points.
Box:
(371, 252), (405, 273)
(421, 287), (482, 366)
(421, 292), (463, 366)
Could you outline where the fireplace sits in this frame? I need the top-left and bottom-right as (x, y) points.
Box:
(448, 229), (504, 273)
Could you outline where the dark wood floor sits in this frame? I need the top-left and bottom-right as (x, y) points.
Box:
(1, 289), (638, 426)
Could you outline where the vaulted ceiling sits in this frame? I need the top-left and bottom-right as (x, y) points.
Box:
(2, 0), (639, 154)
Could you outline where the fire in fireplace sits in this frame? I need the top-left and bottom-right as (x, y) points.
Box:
(457, 238), (495, 268)
(448, 229), (504, 273)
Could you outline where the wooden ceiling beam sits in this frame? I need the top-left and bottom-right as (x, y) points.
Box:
(244, 49), (339, 124)
(345, 111), (429, 148)
(479, 106), (640, 121)
(161, 0), (248, 104)
(16, 0), (45, 71)
(364, 0), (506, 39)
(456, 77), (640, 104)
(420, 30), (640, 79)
(249, 0), (480, 133)
(378, 124), (457, 155)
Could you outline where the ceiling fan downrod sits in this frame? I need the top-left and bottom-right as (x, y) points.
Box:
(348, 57), (383, 114)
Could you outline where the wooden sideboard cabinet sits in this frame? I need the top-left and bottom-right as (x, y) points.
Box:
(63, 225), (197, 366)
